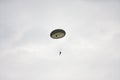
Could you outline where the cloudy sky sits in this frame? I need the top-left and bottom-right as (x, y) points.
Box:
(0, 0), (120, 80)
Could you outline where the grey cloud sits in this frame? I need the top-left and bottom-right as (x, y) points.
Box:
(0, 0), (120, 80)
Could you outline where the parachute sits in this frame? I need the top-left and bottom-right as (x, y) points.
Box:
(50, 29), (66, 39)
(50, 29), (66, 55)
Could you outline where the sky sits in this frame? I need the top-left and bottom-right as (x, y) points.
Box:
(0, 0), (120, 80)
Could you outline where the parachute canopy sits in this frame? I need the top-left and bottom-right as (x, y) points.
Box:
(50, 29), (66, 39)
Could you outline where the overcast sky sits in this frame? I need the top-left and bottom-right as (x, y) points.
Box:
(0, 0), (120, 80)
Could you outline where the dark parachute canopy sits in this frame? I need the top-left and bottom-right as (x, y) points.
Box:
(50, 29), (66, 39)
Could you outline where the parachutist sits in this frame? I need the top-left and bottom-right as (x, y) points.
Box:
(59, 51), (62, 55)
(50, 29), (66, 56)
